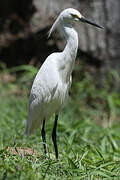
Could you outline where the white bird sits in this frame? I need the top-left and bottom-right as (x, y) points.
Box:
(25, 8), (103, 159)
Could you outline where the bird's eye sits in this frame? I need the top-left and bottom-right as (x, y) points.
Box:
(71, 14), (79, 19)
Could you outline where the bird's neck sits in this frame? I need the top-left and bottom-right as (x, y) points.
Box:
(60, 24), (78, 82)
(63, 25), (78, 59)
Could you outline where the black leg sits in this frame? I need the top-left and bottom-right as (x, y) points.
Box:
(41, 118), (47, 155)
(52, 115), (58, 159)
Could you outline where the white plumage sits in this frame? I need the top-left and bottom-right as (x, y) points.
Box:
(25, 8), (103, 158)
(26, 52), (73, 134)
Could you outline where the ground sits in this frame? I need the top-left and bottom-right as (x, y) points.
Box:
(0, 65), (120, 179)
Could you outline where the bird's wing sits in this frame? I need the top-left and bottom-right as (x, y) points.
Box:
(25, 53), (60, 134)
(30, 55), (60, 105)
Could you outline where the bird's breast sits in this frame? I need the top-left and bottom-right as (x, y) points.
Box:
(57, 77), (71, 101)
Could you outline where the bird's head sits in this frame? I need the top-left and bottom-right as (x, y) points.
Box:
(60, 8), (103, 29)
(48, 8), (103, 38)
(60, 8), (82, 23)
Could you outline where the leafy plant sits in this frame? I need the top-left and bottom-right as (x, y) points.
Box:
(0, 64), (120, 179)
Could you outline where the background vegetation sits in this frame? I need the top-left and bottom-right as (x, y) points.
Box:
(0, 0), (120, 179)
(0, 63), (120, 179)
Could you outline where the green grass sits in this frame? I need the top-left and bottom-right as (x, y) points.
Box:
(0, 65), (120, 179)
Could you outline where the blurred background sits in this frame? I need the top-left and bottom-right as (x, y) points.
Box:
(0, 0), (120, 127)
(0, 0), (119, 71)
(0, 1), (120, 178)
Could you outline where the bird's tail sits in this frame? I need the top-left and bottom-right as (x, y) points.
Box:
(25, 115), (33, 135)
(25, 121), (31, 135)
(25, 115), (43, 135)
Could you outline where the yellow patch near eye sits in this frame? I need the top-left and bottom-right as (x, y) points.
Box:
(71, 14), (78, 18)
(71, 14), (81, 19)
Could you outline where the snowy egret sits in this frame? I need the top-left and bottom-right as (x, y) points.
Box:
(25, 8), (103, 159)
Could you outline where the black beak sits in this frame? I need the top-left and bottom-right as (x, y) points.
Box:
(80, 16), (104, 29)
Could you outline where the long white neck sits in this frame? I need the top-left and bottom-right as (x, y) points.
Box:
(63, 24), (78, 62)
(58, 23), (78, 82)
